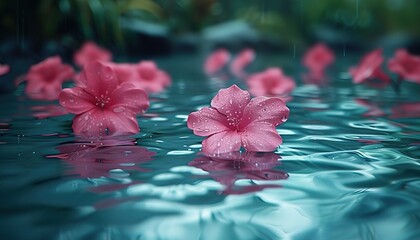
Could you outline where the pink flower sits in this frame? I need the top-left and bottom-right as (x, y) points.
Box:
(204, 49), (231, 75)
(109, 61), (171, 93)
(302, 43), (335, 75)
(189, 151), (288, 194)
(247, 68), (295, 97)
(388, 49), (420, 83)
(230, 48), (255, 79)
(74, 41), (112, 68)
(0, 64), (10, 76)
(349, 49), (390, 85)
(25, 56), (75, 100)
(187, 85), (289, 154)
(59, 61), (149, 136)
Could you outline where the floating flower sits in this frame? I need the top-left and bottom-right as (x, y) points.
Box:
(59, 61), (149, 136)
(189, 151), (288, 194)
(388, 49), (420, 84)
(187, 85), (289, 154)
(302, 43), (335, 76)
(230, 48), (255, 79)
(74, 41), (112, 68)
(349, 49), (390, 85)
(109, 61), (171, 93)
(247, 68), (295, 97)
(25, 56), (75, 100)
(0, 64), (10, 76)
(204, 49), (231, 76)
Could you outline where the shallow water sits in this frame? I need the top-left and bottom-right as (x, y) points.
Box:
(0, 54), (420, 240)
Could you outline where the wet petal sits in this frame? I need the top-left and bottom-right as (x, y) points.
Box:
(241, 122), (282, 152)
(72, 109), (108, 136)
(211, 84), (250, 123)
(80, 61), (118, 97)
(202, 131), (242, 154)
(74, 41), (112, 68)
(110, 82), (149, 114)
(59, 87), (95, 114)
(103, 110), (140, 134)
(204, 49), (230, 75)
(187, 107), (231, 137)
(230, 48), (255, 78)
(239, 96), (289, 129)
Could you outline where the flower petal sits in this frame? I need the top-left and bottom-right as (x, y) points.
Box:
(103, 110), (140, 134)
(80, 61), (118, 97)
(211, 84), (250, 123)
(202, 131), (242, 154)
(187, 107), (231, 136)
(239, 96), (289, 129)
(109, 82), (149, 114)
(241, 122), (282, 152)
(59, 87), (95, 114)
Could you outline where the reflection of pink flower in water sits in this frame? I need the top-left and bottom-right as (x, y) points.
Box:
(187, 85), (289, 154)
(31, 104), (69, 119)
(230, 48), (255, 79)
(390, 102), (420, 118)
(48, 136), (155, 178)
(0, 64), (10, 76)
(204, 49), (231, 76)
(74, 41), (112, 68)
(349, 49), (390, 86)
(388, 49), (420, 84)
(189, 151), (288, 194)
(24, 56), (75, 100)
(59, 61), (149, 136)
(303, 43), (335, 76)
(110, 61), (171, 93)
(355, 99), (385, 117)
(247, 68), (295, 97)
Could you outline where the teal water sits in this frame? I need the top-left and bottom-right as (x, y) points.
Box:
(0, 54), (419, 240)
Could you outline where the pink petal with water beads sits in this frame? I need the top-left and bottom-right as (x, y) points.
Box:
(241, 122), (283, 152)
(211, 84), (250, 121)
(59, 87), (95, 114)
(187, 107), (231, 137)
(204, 49), (231, 75)
(202, 130), (242, 154)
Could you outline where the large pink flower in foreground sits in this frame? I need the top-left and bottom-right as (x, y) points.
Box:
(349, 49), (390, 85)
(204, 49), (231, 76)
(189, 151), (288, 195)
(247, 68), (295, 97)
(110, 61), (171, 93)
(74, 41), (112, 68)
(59, 61), (149, 136)
(303, 43), (335, 75)
(230, 48), (255, 79)
(187, 85), (289, 154)
(388, 49), (420, 84)
(0, 64), (10, 76)
(25, 56), (75, 100)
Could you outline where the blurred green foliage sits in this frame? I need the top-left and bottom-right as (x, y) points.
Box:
(1, 0), (419, 50)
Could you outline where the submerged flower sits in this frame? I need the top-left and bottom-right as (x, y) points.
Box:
(0, 64), (10, 76)
(204, 49), (231, 76)
(388, 49), (420, 83)
(59, 61), (149, 136)
(25, 56), (75, 100)
(302, 43), (335, 75)
(190, 151), (288, 195)
(349, 49), (390, 85)
(74, 41), (112, 68)
(109, 61), (171, 93)
(187, 85), (289, 154)
(230, 48), (255, 79)
(247, 68), (295, 97)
